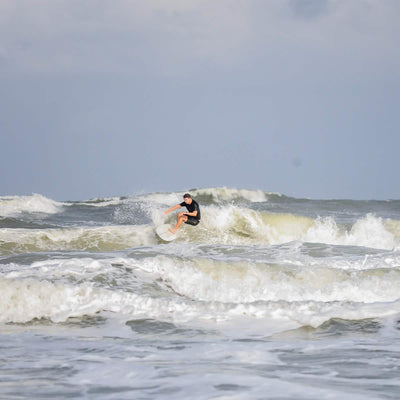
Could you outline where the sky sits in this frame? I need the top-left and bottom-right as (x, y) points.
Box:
(1, 0), (399, 200)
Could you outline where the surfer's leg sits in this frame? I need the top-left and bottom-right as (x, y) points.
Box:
(169, 214), (188, 234)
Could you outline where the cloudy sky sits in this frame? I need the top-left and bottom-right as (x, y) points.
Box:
(1, 0), (399, 200)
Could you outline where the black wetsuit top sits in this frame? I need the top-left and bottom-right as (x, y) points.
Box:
(180, 199), (201, 221)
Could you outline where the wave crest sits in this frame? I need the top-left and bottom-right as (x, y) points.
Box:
(0, 194), (63, 217)
(2, 210), (399, 255)
(188, 207), (399, 250)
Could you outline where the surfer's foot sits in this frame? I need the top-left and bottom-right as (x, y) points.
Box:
(168, 228), (177, 234)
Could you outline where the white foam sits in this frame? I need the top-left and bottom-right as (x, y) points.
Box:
(304, 214), (398, 250)
(196, 207), (399, 250)
(0, 275), (226, 324)
(2, 271), (399, 332)
(2, 249), (400, 330)
(135, 256), (400, 305)
(279, 299), (400, 328)
(191, 204), (273, 245)
(0, 193), (63, 217)
(297, 251), (400, 272)
(347, 214), (397, 249)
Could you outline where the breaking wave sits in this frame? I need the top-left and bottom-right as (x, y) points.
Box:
(2, 253), (400, 328)
(0, 194), (64, 217)
(1, 208), (399, 255)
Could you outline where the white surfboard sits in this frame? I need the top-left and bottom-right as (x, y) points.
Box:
(156, 224), (177, 242)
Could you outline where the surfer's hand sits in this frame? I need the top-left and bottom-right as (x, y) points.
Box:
(164, 210), (169, 215)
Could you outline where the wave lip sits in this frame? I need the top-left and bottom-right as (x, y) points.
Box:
(0, 194), (63, 217)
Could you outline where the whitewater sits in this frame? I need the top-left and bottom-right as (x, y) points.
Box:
(1, 188), (399, 399)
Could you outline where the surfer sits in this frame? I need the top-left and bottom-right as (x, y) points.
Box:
(164, 193), (201, 234)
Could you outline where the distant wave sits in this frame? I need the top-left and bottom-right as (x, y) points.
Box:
(76, 197), (127, 207)
(0, 188), (274, 218)
(190, 187), (281, 203)
(2, 188), (398, 218)
(127, 187), (283, 208)
(0, 194), (64, 217)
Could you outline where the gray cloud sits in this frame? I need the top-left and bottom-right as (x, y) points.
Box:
(289, 0), (329, 19)
(1, 1), (398, 76)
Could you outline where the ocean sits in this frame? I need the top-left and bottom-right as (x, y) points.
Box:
(1, 187), (399, 399)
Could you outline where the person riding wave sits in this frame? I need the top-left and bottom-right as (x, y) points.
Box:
(164, 193), (201, 234)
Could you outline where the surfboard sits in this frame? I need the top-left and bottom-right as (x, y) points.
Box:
(155, 224), (176, 242)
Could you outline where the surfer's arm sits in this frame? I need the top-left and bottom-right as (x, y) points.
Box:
(164, 204), (181, 214)
(184, 210), (198, 217)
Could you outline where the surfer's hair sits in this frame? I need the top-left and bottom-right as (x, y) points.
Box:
(183, 193), (191, 199)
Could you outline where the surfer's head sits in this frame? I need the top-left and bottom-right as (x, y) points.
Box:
(183, 193), (192, 204)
